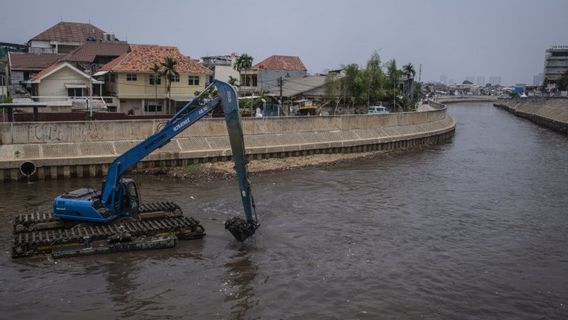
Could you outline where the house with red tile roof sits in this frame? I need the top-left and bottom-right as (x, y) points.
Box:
(28, 21), (114, 54)
(97, 44), (212, 115)
(240, 55), (307, 94)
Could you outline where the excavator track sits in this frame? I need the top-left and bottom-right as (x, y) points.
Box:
(12, 202), (205, 258)
(13, 202), (183, 233)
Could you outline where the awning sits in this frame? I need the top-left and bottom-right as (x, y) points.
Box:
(65, 84), (87, 89)
(93, 71), (108, 77)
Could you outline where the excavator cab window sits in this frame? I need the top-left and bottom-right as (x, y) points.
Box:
(125, 181), (140, 214)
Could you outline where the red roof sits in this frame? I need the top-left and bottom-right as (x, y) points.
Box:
(62, 41), (130, 63)
(99, 44), (212, 74)
(8, 52), (65, 70)
(30, 21), (106, 43)
(30, 62), (64, 81)
(253, 55), (306, 71)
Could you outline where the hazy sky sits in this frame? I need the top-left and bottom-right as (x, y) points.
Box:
(1, 0), (567, 85)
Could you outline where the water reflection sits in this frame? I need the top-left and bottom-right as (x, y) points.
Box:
(223, 248), (258, 319)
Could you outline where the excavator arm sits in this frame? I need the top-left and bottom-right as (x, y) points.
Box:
(54, 80), (258, 241)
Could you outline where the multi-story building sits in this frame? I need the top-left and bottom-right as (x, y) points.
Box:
(98, 44), (212, 115)
(544, 45), (568, 84)
(201, 53), (239, 84)
(28, 21), (114, 54)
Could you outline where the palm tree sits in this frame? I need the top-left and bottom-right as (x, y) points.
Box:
(149, 63), (161, 111)
(402, 63), (416, 79)
(161, 57), (179, 114)
(228, 75), (238, 87)
(402, 63), (416, 100)
(233, 54), (253, 87)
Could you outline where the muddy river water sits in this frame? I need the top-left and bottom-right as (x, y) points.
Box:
(1, 103), (567, 319)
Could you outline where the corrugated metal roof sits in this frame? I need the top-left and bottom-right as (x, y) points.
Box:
(267, 75), (327, 97)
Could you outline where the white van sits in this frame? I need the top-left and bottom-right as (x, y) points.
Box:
(368, 105), (389, 115)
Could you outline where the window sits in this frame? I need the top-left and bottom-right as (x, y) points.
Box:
(126, 73), (137, 81)
(149, 75), (161, 85)
(144, 103), (163, 113)
(67, 88), (84, 97)
(188, 75), (200, 86)
(170, 74), (180, 82)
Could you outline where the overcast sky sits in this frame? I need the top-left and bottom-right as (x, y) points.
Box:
(2, 0), (567, 85)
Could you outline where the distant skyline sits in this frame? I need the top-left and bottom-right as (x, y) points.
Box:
(1, 0), (567, 85)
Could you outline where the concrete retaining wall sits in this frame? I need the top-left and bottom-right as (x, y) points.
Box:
(0, 107), (456, 181)
(436, 96), (497, 104)
(494, 98), (568, 134)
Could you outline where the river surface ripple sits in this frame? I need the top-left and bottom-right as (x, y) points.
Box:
(0, 103), (567, 319)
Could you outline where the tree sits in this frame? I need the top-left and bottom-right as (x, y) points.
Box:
(462, 80), (473, 85)
(365, 51), (385, 106)
(402, 63), (416, 79)
(343, 64), (364, 109)
(234, 54), (253, 87)
(149, 63), (161, 111)
(228, 76), (238, 87)
(557, 70), (568, 91)
(324, 73), (339, 101)
(161, 57), (179, 114)
(402, 63), (416, 100)
(386, 59), (402, 110)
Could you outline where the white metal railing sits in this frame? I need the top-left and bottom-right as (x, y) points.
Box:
(27, 96), (117, 105)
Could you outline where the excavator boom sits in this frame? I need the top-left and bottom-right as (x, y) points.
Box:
(13, 80), (258, 258)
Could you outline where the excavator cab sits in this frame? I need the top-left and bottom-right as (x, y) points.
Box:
(118, 178), (140, 215)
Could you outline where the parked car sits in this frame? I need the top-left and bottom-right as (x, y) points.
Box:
(368, 105), (389, 115)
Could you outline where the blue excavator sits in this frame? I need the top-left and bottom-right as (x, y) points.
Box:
(12, 80), (258, 258)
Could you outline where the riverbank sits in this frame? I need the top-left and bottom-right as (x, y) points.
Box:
(494, 98), (568, 134)
(0, 105), (455, 181)
(131, 148), (416, 181)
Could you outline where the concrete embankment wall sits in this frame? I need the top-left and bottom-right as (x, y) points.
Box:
(437, 96), (497, 104)
(494, 98), (568, 134)
(0, 106), (455, 181)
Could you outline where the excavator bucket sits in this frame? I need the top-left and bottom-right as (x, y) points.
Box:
(225, 216), (257, 242)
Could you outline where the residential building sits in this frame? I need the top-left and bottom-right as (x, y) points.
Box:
(201, 53), (239, 83)
(240, 55), (307, 94)
(28, 21), (111, 54)
(97, 44), (212, 115)
(0, 42), (27, 87)
(544, 45), (568, 84)
(7, 52), (64, 85)
(61, 41), (130, 74)
(28, 62), (103, 102)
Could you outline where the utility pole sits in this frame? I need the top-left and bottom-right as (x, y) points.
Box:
(279, 76), (284, 116)
(418, 64), (422, 83)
